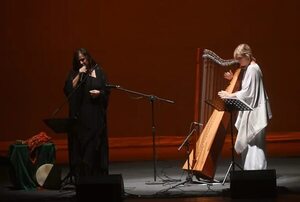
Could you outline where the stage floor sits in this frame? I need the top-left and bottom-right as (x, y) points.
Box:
(1, 157), (300, 201)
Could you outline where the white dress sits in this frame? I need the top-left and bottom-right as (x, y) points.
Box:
(234, 63), (272, 170)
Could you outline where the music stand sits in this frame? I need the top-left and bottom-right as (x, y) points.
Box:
(43, 118), (77, 189)
(205, 97), (253, 185)
(43, 118), (76, 134)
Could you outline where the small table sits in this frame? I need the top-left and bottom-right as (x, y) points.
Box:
(8, 143), (56, 190)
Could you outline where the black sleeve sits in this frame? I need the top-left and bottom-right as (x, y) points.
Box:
(98, 66), (110, 110)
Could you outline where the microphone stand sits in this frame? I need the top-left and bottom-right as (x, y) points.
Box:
(158, 123), (209, 194)
(109, 84), (175, 184)
(178, 126), (197, 183)
(52, 65), (97, 117)
(176, 123), (204, 185)
(51, 74), (86, 118)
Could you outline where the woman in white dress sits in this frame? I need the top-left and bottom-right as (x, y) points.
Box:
(218, 44), (272, 170)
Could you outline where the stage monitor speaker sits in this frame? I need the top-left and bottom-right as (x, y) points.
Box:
(230, 169), (277, 198)
(76, 174), (124, 202)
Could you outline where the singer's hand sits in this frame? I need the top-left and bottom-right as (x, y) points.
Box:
(89, 90), (101, 98)
(79, 66), (87, 73)
(224, 70), (233, 80)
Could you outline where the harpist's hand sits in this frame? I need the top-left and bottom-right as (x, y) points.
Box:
(218, 90), (231, 99)
(224, 70), (233, 80)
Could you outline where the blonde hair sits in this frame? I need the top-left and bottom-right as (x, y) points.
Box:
(233, 43), (256, 61)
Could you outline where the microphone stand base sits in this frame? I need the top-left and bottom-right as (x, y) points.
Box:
(145, 180), (165, 185)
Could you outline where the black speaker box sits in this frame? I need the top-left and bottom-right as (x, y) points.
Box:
(230, 169), (277, 198)
(35, 164), (62, 190)
(43, 165), (61, 189)
(76, 174), (124, 202)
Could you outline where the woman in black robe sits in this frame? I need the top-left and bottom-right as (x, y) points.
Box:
(64, 48), (110, 179)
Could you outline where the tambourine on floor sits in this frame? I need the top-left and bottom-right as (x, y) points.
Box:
(35, 163), (62, 190)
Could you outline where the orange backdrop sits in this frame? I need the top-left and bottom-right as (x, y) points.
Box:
(1, 0), (299, 142)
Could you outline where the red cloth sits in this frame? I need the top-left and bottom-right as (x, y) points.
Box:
(25, 132), (52, 163)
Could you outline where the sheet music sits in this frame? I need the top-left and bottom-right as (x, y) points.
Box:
(205, 97), (253, 112)
(223, 97), (253, 111)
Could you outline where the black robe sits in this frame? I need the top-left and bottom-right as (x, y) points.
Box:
(64, 65), (110, 177)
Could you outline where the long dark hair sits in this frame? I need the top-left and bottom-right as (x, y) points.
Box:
(72, 48), (97, 71)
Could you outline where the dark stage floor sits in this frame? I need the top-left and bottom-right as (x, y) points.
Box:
(1, 157), (300, 202)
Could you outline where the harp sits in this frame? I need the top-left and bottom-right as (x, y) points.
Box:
(182, 48), (240, 180)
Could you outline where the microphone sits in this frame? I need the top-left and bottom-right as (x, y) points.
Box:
(79, 65), (88, 82)
(105, 84), (120, 89)
(79, 72), (86, 82)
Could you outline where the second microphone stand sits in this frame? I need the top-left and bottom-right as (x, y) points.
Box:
(159, 122), (208, 193)
(110, 84), (175, 184)
(177, 123), (200, 185)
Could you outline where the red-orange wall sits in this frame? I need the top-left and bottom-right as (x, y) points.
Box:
(1, 0), (300, 142)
